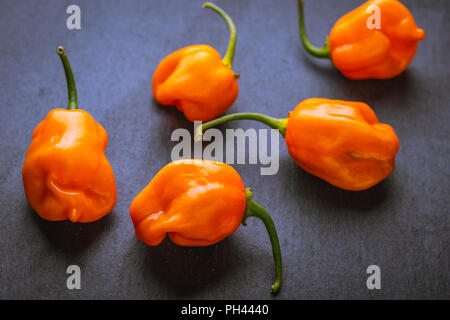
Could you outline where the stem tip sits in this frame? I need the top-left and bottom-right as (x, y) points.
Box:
(272, 280), (281, 294)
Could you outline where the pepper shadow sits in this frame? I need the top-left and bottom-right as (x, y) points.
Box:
(31, 205), (115, 255)
(151, 96), (242, 161)
(152, 98), (190, 127)
(333, 70), (418, 105)
(150, 97), (193, 149)
(298, 49), (340, 79)
(280, 157), (391, 215)
(299, 48), (420, 106)
(137, 235), (236, 297)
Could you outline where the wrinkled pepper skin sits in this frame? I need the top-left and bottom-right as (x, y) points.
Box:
(285, 98), (399, 191)
(130, 159), (246, 246)
(152, 45), (239, 122)
(328, 0), (426, 79)
(22, 109), (117, 222)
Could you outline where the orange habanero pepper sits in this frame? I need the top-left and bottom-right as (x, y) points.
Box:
(152, 2), (239, 122)
(22, 47), (117, 223)
(297, 0), (426, 79)
(196, 98), (400, 191)
(130, 159), (282, 293)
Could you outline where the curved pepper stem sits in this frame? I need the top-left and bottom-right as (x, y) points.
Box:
(195, 112), (288, 141)
(57, 46), (78, 110)
(298, 0), (330, 59)
(243, 188), (282, 293)
(203, 2), (237, 69)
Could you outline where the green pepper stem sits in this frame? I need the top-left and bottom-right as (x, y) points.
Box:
(298, 0), (330, 59)
(57, 46), (78, 110)
(243, 188), (282, 293)
(203, 2), (237, 69)
(195, 112), (288, 142)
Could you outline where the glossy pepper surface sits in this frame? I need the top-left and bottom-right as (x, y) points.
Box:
(152, 2), (239, 121)
(298, 0), (426, 79)
(196, 98), (399, 191)
(22, 47), (116, 222)
(130, 159), (282, 293)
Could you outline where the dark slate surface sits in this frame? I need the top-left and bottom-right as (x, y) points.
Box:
(0, 0), (448, 300)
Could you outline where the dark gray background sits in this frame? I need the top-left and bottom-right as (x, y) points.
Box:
(0, 0), (448, 300)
